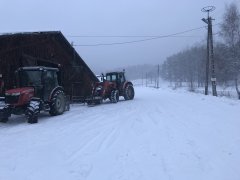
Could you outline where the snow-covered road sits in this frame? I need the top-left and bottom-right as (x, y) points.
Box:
(0, 86), (240, 180)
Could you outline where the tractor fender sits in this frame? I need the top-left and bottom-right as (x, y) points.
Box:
(48, 86), (64, 102)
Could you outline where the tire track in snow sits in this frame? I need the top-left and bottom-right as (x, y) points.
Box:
(1, 86), (240, 180)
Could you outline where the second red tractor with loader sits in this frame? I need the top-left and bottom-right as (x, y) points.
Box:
(86, 71), (134, 105)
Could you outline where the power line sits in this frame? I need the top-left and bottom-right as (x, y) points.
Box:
(73, 36), (202, 47)
(72, 24), (220, 47)
(67, 35), (201, 38)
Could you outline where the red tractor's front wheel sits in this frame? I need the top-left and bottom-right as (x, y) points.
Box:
(0, 107), (10, 123)
(110, 90), (119, 103)
(26, 101), (40, 124)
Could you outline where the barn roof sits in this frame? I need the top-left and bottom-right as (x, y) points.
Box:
(0, 31), (98, 82)
(0, 31), (99, 99)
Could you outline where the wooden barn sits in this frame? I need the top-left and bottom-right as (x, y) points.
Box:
(0, 31), (98, 101)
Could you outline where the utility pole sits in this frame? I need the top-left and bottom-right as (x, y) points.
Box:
(201, 6), (217, 96)
(146, 73), (148, 87)
(157, 64), (160, 89)
(205, 22), (210, 95)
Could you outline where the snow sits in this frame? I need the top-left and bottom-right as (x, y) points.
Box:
(0, 86), (240, 180)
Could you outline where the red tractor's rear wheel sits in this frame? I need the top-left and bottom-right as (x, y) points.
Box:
(124, 84), (135, 100)
(49, 90), (66, 116)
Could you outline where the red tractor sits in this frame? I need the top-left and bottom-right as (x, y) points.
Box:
(86, 71), (134, 105)
(0, 66), (70, 124)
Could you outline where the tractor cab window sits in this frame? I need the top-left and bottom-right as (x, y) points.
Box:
(19, 70), (42, 87)
(106, 74), (117, 82)
(111, 74), (117, 81)
(43, 71), (58, 101)
(44, 71), (58, 87)
(119, 73), (125, 83)
(106, 75), (110, 81)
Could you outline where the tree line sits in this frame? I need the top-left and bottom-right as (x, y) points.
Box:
(160, 2), (240, 97)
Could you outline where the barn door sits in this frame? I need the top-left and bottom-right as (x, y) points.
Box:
(71, 82), (84, 103)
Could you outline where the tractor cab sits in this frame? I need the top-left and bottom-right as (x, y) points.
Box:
(106, 72), (125, 82)
(15, 67), (60, 102)
(105, 72), (126, 90)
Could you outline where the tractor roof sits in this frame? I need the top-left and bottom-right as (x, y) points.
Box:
(106, 71), (124, 75)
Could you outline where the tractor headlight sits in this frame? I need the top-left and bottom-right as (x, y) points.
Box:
(96, 86), (102, 91)
(95, 86), (102, 96)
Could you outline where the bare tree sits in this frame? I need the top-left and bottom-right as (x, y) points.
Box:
(220, 2), (240, 99)
(161, 45), (206, 90)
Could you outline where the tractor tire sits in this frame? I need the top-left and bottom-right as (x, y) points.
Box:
(26, 101), (40, 124)
(95, 99), (103, 105)
(0, 106), (10, 123)
(110, 90), (119, 103)
(65, 96), (70, 111)
(0, 117), (8, 123)
(65, 101), (70, 111)
(124, 84), (135, 100)
(49, 90), (66, 116)
(87, 100), (94, 106)
(0, 99), (5, 107)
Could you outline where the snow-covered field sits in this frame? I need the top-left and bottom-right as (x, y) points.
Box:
(0, 86), (240, 180)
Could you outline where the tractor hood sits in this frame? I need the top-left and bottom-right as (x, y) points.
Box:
(5, 87), (34, 96)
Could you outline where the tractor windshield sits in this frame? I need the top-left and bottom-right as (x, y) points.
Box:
(18, 70), (42, 87)
(106, 74), (117, 82)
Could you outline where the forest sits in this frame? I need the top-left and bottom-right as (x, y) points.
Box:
(160, 2), (240, 98)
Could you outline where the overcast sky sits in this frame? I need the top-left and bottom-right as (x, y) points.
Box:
(0, 0), (237, 73)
